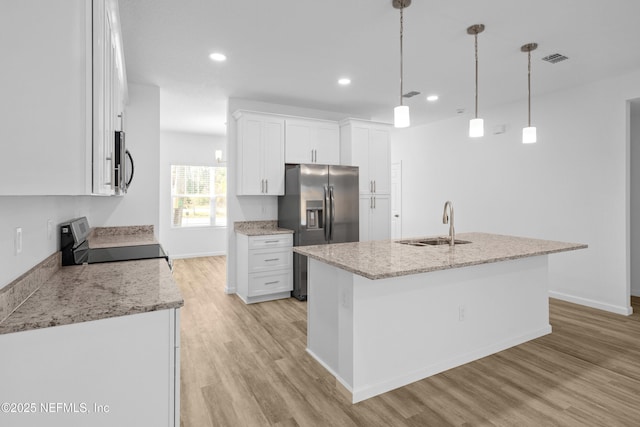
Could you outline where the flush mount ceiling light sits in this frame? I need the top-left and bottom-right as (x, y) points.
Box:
(209, 52), (227, 62)
(338, 77), (351, 86)
(393, 0), (411, 128)
(521, 42), (538, 144)
(426, 95), (439, 102)
(467, 24), (485, 138)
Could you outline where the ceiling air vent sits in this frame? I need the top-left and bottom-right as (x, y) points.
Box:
(403, 91), (421, 98)
(542, 53), (569, 64)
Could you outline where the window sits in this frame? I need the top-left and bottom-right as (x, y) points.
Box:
(171, 165), (227, 227)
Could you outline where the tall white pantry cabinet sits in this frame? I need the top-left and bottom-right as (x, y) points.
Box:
(0, 0), (127, 196)
(340, 119), (392, 242)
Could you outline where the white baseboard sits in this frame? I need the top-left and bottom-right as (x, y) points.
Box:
(224, 283), (236, 294)
(549, 291), (633, 315)
(169, 251), (226, 260)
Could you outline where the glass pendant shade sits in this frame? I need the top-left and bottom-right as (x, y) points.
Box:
(469, 118), (484, 138)
(522, 126), (537, 144)
(394, 105), (410, 128)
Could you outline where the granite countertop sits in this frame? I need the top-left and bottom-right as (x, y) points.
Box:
(88, 225), (157, 248)
(0, 259), (183, 335)
(234, 220), (294, 236)
(293, 232), (587, 280)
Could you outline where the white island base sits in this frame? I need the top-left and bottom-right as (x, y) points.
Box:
(307, 255), (551, 403)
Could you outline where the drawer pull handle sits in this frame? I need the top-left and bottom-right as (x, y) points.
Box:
(264, 258), (280, 262)
(264, 240), (279, 243)
(265, 281), (280, 285)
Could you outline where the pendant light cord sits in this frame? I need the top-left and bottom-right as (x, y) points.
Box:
(399, 4), (404, 107)
(474, 33), (479, 119)
(527, 50), (532, 127)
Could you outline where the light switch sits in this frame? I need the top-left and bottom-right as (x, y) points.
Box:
(47, 219), (54, 240)
(15, 227), (22, 255)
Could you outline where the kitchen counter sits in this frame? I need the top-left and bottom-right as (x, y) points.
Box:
(0, 258), (182, 335)
(302, 232), (587, 403)
(234, 220), (294, 236)
(294, 232), (587, 280)
(88, 225), (157, 248)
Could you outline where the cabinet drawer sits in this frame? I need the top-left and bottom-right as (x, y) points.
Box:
(248, 248), (292, 273)
(248, 234), (292, 250)
(248, 270), (292, 297)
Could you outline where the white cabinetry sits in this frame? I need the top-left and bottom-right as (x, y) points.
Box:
(0, 309), (180, 427)
(285, 118), (340, 165)
(0, 0), (126, 196)
(235, 111), (285, 196)
(92, 0), (128, 195)
(341, 119), (392, 241)
(236, 234), (293, 303)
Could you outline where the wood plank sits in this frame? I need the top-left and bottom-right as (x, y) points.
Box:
(175, 257), (640, 426)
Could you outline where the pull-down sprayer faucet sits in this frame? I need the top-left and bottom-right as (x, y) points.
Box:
(442, 201), (455, 246)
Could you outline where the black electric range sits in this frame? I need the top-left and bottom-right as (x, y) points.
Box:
(60, 217), (169, 266)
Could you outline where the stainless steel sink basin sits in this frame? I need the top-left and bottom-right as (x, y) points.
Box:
(396, 237), (471, 247)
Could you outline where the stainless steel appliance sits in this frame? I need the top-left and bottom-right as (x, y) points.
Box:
(113, 129), (134, 194)
(278, 164), (359, 300)
(60, 217), (168, 266)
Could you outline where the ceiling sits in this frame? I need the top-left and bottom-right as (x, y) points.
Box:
(119, 0), (640, 136)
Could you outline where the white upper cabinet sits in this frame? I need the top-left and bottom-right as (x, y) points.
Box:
(285, 118), (340, 165)
(340, 119), (391, 195)
(235, 111), (285, 196)
(0, 0), (126, 196)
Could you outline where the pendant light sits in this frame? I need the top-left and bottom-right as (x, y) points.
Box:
(521, 43), (538, 144)
(467, 24), (485, 138)
(393, 0), (411, 128)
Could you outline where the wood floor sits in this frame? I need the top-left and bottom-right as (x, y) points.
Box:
(174, 257), (640, 427)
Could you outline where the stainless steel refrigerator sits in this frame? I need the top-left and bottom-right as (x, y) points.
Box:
(278, 164), (359, 300)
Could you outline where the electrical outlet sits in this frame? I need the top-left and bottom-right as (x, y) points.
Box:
(47, 219), (54, 240)
(458, 305), (466, 322)
(15, 227), (22, 255)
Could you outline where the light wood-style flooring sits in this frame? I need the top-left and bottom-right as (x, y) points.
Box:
(174, 256), (640, 426)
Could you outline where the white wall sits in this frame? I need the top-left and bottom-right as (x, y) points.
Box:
(631, 100), (640, 297)
(90, 84), (161, 232)
(225, 98), (365, 293)
(392, 68), (640, 315)
(0, 83), (161, 289)
(159, 130), (227, 258)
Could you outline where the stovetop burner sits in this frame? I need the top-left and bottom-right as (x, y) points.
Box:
(87, 244), (168, 264)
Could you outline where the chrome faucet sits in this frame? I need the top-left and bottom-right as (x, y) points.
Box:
(442, 201), (455, 246)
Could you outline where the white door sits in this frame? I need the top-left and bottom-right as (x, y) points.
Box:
(391, 162), (402, 239)
(370, 194), (391, 241)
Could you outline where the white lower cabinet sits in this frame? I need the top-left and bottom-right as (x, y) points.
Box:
(0, 309), (180, 427)
(360, 195), (391, 242)
(237, 234), (293, 303)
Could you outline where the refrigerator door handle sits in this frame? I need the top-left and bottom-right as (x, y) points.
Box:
(329, 185), (336, 241)
(323, 185), (330, 242)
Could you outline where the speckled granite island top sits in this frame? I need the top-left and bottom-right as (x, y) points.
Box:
(0, 259), (183, 335)
(293, 232), (587, 280)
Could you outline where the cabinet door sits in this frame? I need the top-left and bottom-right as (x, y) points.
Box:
(262, 117), (285, 195)
(0, 0), (91, 195)
(315, 124), (340, 165)
(237, 116), (264, 195)
(285, 120), (314, 164)
(351, 127), (372, 194)
(370, 195), (391, 241)
(359, 196), (372, 242)
(369, 128), (391, 194)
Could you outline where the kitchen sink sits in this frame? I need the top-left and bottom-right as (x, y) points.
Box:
(396, 237), (471, 247)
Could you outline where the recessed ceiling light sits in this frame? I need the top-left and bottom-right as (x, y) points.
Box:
(426, 95), (439, 102)
(338, 78), (351, 86)
(209, 52), (227, 62)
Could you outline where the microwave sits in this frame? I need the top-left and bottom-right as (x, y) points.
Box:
(114, 130), (134, 194)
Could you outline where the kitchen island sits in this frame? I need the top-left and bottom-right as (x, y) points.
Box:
(293, 232), (586, 403)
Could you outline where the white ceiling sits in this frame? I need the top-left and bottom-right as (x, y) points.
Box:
(119, 0), (640, 136)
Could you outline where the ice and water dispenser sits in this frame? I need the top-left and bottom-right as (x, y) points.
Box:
(305, 200), (324, 230)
